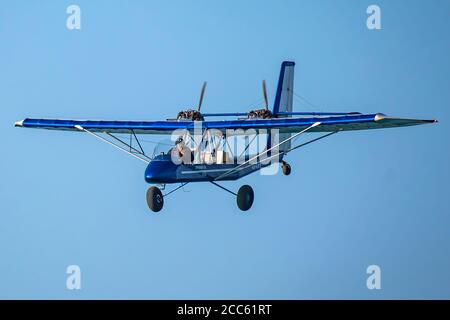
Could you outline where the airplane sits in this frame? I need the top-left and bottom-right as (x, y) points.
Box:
(15, 61), (437, 213)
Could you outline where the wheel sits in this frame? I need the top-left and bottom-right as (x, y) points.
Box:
(146, 186), (164, 212)
(282, 162), (291, 176)
(237, 185), (254, 211)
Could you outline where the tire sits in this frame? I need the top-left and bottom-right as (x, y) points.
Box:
(237, 185), (254, 211)
(282, 163), (291, 176)
(147, 186), (164, 212)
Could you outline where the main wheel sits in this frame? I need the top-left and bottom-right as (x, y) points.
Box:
(282, 162), (291, 176)
(237, 185), (254, 211)
(146, 186), (164, 212)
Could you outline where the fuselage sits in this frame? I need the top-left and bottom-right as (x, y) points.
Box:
(144, 153), (277, 184)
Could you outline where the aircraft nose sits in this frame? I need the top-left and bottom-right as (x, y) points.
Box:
(145, 160), (166, 183)
(144, 156), (177, 184)
(145, 164), (156, 183)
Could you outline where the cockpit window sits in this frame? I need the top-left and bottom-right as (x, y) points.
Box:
(152, 139), (174, 157)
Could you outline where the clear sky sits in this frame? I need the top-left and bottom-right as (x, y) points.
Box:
(1, 0), (449, 299)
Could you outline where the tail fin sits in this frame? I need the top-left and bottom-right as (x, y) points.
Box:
(273, 61), (295, 115)
(268, 61), (295, 153)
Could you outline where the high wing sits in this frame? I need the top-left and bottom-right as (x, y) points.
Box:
(15, 113), (437, 135)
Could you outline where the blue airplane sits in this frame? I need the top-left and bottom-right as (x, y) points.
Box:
(15, 61), (437, 213)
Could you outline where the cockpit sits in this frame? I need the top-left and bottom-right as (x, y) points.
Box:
(153, 136), (229, 165)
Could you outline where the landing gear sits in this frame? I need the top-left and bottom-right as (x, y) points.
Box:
(147, 186), (164, 212)
(237, 185), (254, 211)
(282, 161), (291, 176)
(146, 183), (255, 213)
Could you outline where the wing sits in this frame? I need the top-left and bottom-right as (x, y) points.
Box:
(15, 113), (436, 135)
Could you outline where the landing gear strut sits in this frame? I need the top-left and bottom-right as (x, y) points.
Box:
(147, 186), (164, 212)
(237, 185), (254, 211)
(282, 161), (291, 176)
(210, 181), (254, 212)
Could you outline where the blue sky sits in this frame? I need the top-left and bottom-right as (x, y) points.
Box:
(1, 0), (449, 299)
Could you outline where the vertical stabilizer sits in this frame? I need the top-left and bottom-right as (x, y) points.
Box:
(270, 61), (295, 153)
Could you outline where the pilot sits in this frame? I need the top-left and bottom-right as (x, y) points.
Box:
(173, 137), (193, 164)
(175, 137), (186, 156)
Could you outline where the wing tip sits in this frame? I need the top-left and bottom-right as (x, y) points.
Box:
(374, 113), (438, 125)
(14, 120), (24, 127)
(374, 113), (387, 121)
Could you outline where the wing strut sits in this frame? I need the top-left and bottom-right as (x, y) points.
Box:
(215, 121), (321, 181)
(283, 130), (339, 155)
(75, 125), (151, 164)
(214, 130), (340, 179)
(131, 130), (145, 155)
(104, 131), (147, 157)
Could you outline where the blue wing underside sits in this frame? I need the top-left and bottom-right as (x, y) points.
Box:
(16, 113), (436, 135)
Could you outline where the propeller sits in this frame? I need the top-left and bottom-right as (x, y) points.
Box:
(247, 80), (272, 119)
(197, 81), (207, 112)
(262, 80), (269, 110)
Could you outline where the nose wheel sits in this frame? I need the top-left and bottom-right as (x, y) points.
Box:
(147, 186), (164, 212)
(282, 161), (291, 176)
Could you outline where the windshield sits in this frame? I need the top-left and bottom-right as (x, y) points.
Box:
(152, 139), (174, 158)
